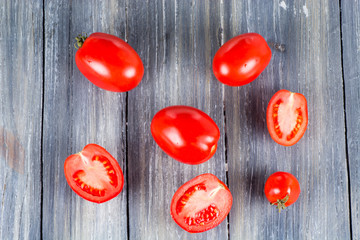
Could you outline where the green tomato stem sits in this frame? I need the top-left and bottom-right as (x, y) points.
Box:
(271, 194), (289, 213)
(74, 33), (88, 49)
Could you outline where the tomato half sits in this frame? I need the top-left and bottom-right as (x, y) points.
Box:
(266, 89), (308, 146)
(150, 106), (220, 165)
(264, 172), (300, 212)
(64, 144), (124, 203)
(212, 33), (272, 86)
(170, 173), (233, 233)
(75, 32), (144, 92)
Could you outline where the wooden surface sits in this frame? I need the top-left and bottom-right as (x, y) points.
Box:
(0, 0), (359, 239)
(342, 0), (360, 240)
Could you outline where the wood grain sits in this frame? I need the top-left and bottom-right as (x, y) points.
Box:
(0, 1), (43, 239)
(1, 1), (358, 239)
(341, 0), (360, 239)
(126, 0), (228, 239)
(42, 0), (128, 239)
(223, 0), (351, 239)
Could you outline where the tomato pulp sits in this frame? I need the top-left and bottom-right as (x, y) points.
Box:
(170, 173), (233, 233)
(75, 32), (144, 92)
(64, 144), (124, 203)
(212, 33), (272, 86)
(151, 106), (220, 165)
(264, 172), (301, 212)
(266, 89), (308, 146)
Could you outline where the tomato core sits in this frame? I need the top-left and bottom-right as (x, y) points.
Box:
(176, 183), (224, 227)
(72, 155), (118, 197)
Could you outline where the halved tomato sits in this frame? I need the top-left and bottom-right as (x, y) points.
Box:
(266, 89), (308, 146)
(64, 144), (124, 203)
(170, 173), (233, 233)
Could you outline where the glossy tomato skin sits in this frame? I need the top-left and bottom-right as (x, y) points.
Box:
(170, 173), (233, 233)
(266, 89), (308, 146)
(75, 32), (144, 92)
(264, 172), (300, 210)
(212, 33), (272, 86)
(151, 106), (220, 165)
(64, 144), (124, 203)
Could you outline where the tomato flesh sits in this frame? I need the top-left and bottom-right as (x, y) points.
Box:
(75, 32), (144, 92)
(151, 106), (220, 165)
(64, 144), (124, 203)
(264, 172), (301, 211)
(170, 173), (233, 233)
(266, 90), (308, 146)
(212, 33), (272, 86)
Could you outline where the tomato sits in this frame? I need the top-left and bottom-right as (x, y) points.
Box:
(266, 89), (308, 146)
(64, 144), (124, 203)
(264, 172), (300, 212)
(150, 106), (220, 165)
(75, 32), (144, 92)
(212, 33), (272, 86)
(170, 173), (233, 233)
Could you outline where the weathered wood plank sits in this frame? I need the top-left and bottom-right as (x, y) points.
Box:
(341, 0), (360, 239)
(42, 1), (128, 239)
(224, 0), (351, 239)
(0, 1), (43, 239)
(126, 0), (228, 239)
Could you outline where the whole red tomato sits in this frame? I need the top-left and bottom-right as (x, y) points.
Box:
(75, 32), (144, 92)
(64, 144), (124, 203)
(150, 106), (220, 165)
(212, 33), (272, 86)
(266, 89), (308, 146)
(170, 173), (233, 233)
(264, 172), (300, 212)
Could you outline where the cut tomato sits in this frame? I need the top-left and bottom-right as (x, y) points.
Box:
(266, 89), (308, 146)
(170, 173), (232, 233)
(64, 144), (124, 203)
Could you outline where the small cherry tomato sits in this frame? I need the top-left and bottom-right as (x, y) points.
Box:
(75, 32), (144, 92)
(64, 144), (124, 203)
(264, 172), (300, 212)
(212, 33), (272, 86)
(266, 89), (308, 146)
(150, 106), (220, 165)
(170, 173), (233, 233)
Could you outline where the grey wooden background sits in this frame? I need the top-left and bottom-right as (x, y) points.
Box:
(0, 0), (359, 239)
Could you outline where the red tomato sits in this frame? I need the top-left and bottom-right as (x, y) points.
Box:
(212, 33), (272, 86)
(264, 172), (300, 212)
(64, 144), (124, 203)
(266, 89), (308, 146)
(150, 106), (220, 165)
(170, 173), (233, 233)
(75, 32), (144, 92)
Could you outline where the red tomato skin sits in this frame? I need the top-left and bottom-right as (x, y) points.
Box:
(64, 144), (124, 203)
(151, 105), (220, 165)
(75, 32), (144, 92)
(212, 33), (272, 86)
(170, 173), (233, 233)
(266, 89), (308, 146)
(151, 106), (220, 165)
(264, 172), (300, 207)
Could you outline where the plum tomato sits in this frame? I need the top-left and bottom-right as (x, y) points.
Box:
(64, 144), (124, 203)
(266, 89), (308, 146)
(150, 105), (220, 165)
(170, 173), (233, 233)
(212, 33), (272, 86)
(75, 32), (144, 92)
(264, 172), (300, 212)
